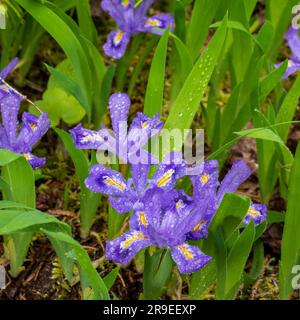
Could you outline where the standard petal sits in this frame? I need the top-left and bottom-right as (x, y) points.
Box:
(130, 162), (150, 193)
(106, 230), (151, 264)
(171, 243), (212, 274)
(127, 112), (163, 152)
(0, 58), (19, 79)
(244, 203), (267, 226)
(135, 0), (155, 17)
(15, 112), (50, 153)
(142, 187), (178, 229)
(0, 124), (8, 149)
(150, 152), (187, 190)
(108, 92), (131, 138)
(103, 29), (131, 59)
(217, 160), (252, 205)
(143, 13), (175, 35)
(23, 153), (46, 169)
(0, 91), (23, 147)
(85, 164), (128, 197)
(109, 193), (136, 213)
(286, 27), (300, 60)
(101, 0), (127, 28)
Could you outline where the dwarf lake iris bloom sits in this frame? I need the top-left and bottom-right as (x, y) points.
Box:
(277, 27), (300, 79)
(70, 93), (163, 164)
(101, 0), (174, 59)
(106, 187), (212, 274)
(187, 160), (268, 240)
(0, 59), (50, 168)
(85, 152), (187, 214)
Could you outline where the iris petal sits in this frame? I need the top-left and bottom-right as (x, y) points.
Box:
(106, 230), (151, 264)
(85, 164), (128, 197)
(244, 203), (267, 225)
(0, 58), (19, 79)
(0, 91), (23, 146)
(23, 153), (46, 169)
(103, 29), (131, 59)
(151, 152), (186, 190)
(286, 27), (300, 61)
(217, 160), (252, 205)
(70, 123), (115, 152)
(15, 112), (50, 153)
(108, 92), (131, 137)
(171, 243), (212, 274)
(143, 13), (175, 35)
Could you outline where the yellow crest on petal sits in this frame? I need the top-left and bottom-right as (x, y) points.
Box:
(191, 220), (205, 232)
(104, 177), (126, 192)
(122, 0), (130, 8)
(288, 60), (295, 68)
(0, 84), (9, 92)
(121, 232), (148, 248)
(82, 134), (103, 143)
(138, 212), (148, 226)
(23, 153), (31, 161)
(248, 207), (259, 218)
(176, 200), (183, 209)
(178, 244), (194, 260)
(141, 121), (149, 129)
(157, 169), (175, 188)
(201, 174), (210, 185)
(146, 18), (160, 27)
(114, 31), (125, 46)
(30, 123), (37, 131)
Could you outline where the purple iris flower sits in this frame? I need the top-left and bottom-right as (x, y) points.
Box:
(101, 0), (174, 59)
(85, 151), (187, 214)
(70, 93), (163, 164)
(277, 27), (300, 79)
(0, 59), (50, 168)
(187, 160), (268, 240)
(106, 187), (212, 274)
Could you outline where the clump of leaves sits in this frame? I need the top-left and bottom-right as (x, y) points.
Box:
(32, 59), (86, 126)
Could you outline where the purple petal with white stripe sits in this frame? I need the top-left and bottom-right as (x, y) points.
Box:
(106, 230), (152, 264)
(103, 30), (131, 60)
(70, 123), (115, 152)
(170, 243), (212, 274)
(23, 153), (46, 169)
(85, 164), (128, 197)
(150, 152), (187, 190)
(244, 203), (267, 225)
(142, 13), (175, 35)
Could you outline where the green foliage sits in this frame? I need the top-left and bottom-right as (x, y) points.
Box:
(2, 0), (300, 301)
(54, 128), (101, 239)
(280, 143), (300, 299)
(33, 60), (86, 126)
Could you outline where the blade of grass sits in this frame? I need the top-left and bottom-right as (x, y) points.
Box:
(280, 142), (300, 299)
(144, 29), (170, 116)
(163, 14), (228, 156)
